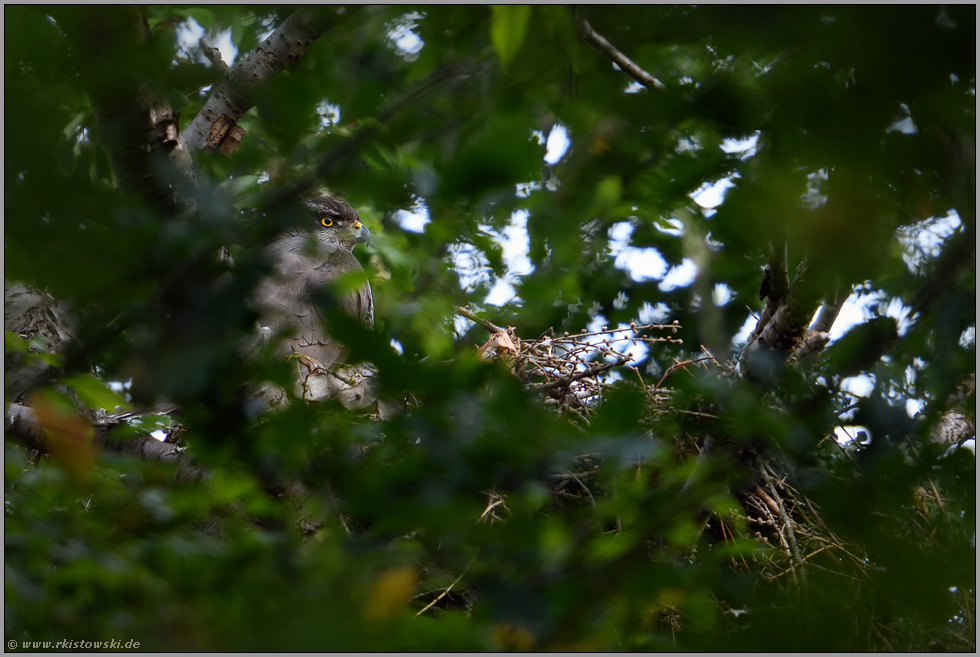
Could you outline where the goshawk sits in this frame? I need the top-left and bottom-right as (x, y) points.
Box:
(252, 195), (374, 373)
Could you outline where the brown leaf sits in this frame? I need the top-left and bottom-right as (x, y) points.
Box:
(31, 390), (96, 483)
(363, 567), (417, 621)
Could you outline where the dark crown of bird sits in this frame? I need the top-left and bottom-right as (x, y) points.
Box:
(303, 196), (371, 250)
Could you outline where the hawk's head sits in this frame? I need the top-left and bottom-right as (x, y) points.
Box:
(305, 196), (371, 249)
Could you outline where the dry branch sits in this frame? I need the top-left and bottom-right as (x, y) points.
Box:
(578, 19), (666, 90)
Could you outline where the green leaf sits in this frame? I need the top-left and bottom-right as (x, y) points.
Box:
(5, 331), (29, 355)
(490, 5), (531, 68)
(61, 374), (130, 413)
(180, 8), (215, 29)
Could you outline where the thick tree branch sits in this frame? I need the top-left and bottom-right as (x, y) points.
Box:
(183, 7), (336, 154)
(738, 254), (834, 382)
(5, 401), (204, 480)
(578, 19), (666, 90)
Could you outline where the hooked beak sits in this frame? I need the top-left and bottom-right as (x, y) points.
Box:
(352, 221), (371, 246)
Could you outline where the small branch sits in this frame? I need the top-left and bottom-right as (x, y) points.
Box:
(183, 7), (335, 153)
(547, 470), (599, 481)
(578, 19), (666, 90)
(199, 37), (228, 72)
(654, 357), (710, 392)
(680, 434), (714, 495)
(456, 306), (504, 334)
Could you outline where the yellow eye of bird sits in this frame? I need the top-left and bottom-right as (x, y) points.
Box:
(321, 217), (333, 227)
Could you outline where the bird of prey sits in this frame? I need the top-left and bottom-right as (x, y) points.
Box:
(252, 195), (374, 374)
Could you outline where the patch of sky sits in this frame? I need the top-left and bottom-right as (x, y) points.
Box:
(802, 168), (829, 210)
(896, 210), (961, 273)
(828, 284), (918, 342)
(484, 279), (517, 306)
(842, 373), (875, 400)
(516, 181), (541, 198)
(315, 99), (342, 131)
(625, 81), (645, 94)
(256, 14), (277, 42)
(450, 211), (533, 307)
(721, 132), (760, 160)
(712, 283), (732, 307)
(544, 124), (570, 165)
(393, 196), (431, 233)
(108, 379), (133, 404)
(676, 135), (702, 154)
(481, 211), (534, 306)
(386, 11), (425, 62)
(659, 258), (698, 292)
(448, 243), (492, 292)
(638, 302), (672, 324)
(905, 397), (925, 418)
(453, 313), (475, 337)
(487, 211), (534, 277)
(835, 425), (871, 446)
(691, 177), (735, 217)
(685, 133), (760, 218)
(608, 222), (668, 282)
(959, 325), (975, 349)
(390, 339), (404, 355)
(886, 102), (918, 135)
(176, 19), (238, 68)
(655, 216), (684, 236)
(732, 314), (756, 346)
(904, 363), (918, 390)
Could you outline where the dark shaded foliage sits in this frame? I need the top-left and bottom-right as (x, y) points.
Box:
(5, 5), (974, 651)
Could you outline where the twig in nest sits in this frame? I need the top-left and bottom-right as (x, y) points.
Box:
(547, 470), (599, 481)
(760, 462), (807, 589)
(578, 19), (666, 90)
(416, 562), (472, 617)
(480, 490), (509, 523)
(654, 357), (711, 391)
(769, 543), (835, 581)
(529, 356), (629, 392)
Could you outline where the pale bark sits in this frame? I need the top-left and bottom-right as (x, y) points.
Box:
(182, 7), (336, 154)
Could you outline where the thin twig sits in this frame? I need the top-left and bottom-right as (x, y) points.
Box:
(769, 543), (835, 581)
(928, 477), (950, 521)
(547, 470), (599, 481)
(761, 462), (807, 590)
(416, 564), (471, 617)
(654, 357), (710, 391)
(578, 19), (666, 90)
(529, 356), (629, 391)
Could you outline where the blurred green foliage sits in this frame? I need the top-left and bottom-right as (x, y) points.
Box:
(4, 5), (975, 651)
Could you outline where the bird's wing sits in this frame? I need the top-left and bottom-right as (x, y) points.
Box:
(253, 234), (372, 368)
